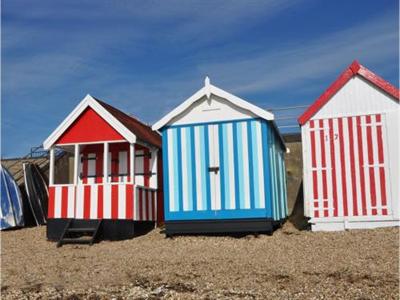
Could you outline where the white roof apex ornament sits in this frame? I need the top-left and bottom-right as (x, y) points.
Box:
(205, 76), (211, 100)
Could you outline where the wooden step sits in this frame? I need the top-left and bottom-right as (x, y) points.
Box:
(67, 227), (97, 233)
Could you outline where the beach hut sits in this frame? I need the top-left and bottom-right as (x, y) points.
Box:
(152, 77), (288, 235)
(43, 95), (163, 243)
(298, 60), (399, 231)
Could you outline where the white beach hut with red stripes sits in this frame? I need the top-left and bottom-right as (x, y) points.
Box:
(298, 60), (399, 231)
(43, 94), (163, 243)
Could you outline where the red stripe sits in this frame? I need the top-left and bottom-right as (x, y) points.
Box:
(310, 120), (319, 218)
(328, 119), (338, 217)
(338, 118), (348, 217)
(111, 185), (119, 219)
(97, 185), (103, 219)
(356, 116), (367, 215)
(366, 115), (377, 215)
(347, 117), (358, 216)
(144, 149), (150, 187)
(126, 185), (133, 219)
(151, 191), (156, 221)
(82, 153), (88, 184)
(48, 187), (55, 218)
(319, 120), (328, 217)
(61, 186), (69, 218)
(138, 189), (143, 220)
(96, 152), (103, 184)
(375, 114), (388, 215)
(83, 185), (91, 219)
(145, 191), (150, 220)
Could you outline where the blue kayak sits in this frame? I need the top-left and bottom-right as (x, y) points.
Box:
(1, 165), (24, 230)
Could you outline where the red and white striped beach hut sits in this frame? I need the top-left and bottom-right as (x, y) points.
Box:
(43, 94), (163, 242)
(298, 60), (399, 231)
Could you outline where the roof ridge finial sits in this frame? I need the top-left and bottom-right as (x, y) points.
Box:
(204, 75), (210, 87)
(204, 76), (211, 100)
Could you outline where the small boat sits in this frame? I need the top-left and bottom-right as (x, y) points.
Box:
(0, 165), (24, 230)
(23, 163), (48, 226)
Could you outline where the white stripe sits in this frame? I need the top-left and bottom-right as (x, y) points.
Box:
(208, 125), (216, 210)
(167, 129), (176, 212)
(118, 184), (126, 219)
(213, 125), (221, 210)
(119, 151), (128, 183)
(54, 186), (62, 218)
(371, 115), (382, 216)
(75, 185), (84, 219)
(194, 127), (204, 210)
(353, 117), (363, 216)
(67, 186), (75, 218)
(90, 185), (98, 219)
(103, 184), (112, 219)
(226, 123), (236, 209)
(142, 189), (146, 221)
(323, 119), (333, 217)
(361, 116), (372, 216)
(181, 128), (189, 211)
(343, 117), (353, 217)
(333, 118), (343, 217)
(255, 121), (265, 209)
(241, 123), (250, 209)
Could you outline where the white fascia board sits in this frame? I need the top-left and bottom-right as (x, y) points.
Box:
(152, 87), (206, 131)
(43, 94), (136, 149)
(210, 85), (274, 121)
(152, 83), (274, 130)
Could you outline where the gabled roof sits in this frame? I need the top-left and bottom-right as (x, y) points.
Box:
(298, 60), (400, 125)
(43, 95), (161, 149)
(152, 77), (274, 131)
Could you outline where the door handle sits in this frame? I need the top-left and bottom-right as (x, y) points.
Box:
(208, 166), (219, 173)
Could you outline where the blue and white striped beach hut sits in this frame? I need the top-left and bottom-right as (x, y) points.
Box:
(152, 78), (288, 235)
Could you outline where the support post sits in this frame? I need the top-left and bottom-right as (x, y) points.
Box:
(73, 144), (80, 185)
(130, 143), (135, 184)
(151, 148), (158, 189)
(49, 147), (55, 185)
(103, 142), (109, 183)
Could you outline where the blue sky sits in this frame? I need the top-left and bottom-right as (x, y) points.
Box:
(2, 0), (399, 158)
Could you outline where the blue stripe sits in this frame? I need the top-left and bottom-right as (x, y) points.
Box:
(190, 126), (197, 212)
(218, 123), (225, 210)
(261, 121), (273, 218)
(251, 121), (261, 209)
(176, 128), (183, 212)
(162, 129), (170, 216)
(164, 117), (262, 129)
(185, 127), (193, 211)
(247, 120), (255, 209)
(204, 125), (212, 211)
(232, 122), (240, 210)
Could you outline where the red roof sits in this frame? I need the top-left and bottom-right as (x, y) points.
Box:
(95, 98), (161, 148)
(298, 60), (399, 125)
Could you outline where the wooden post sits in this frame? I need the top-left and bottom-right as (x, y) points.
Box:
(151, 149), (158, 189)
(49, 147), (55, 185)
(103, 142), (109, 183)
(73, 144), (80, 185)
(130, 143), (135, 184)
